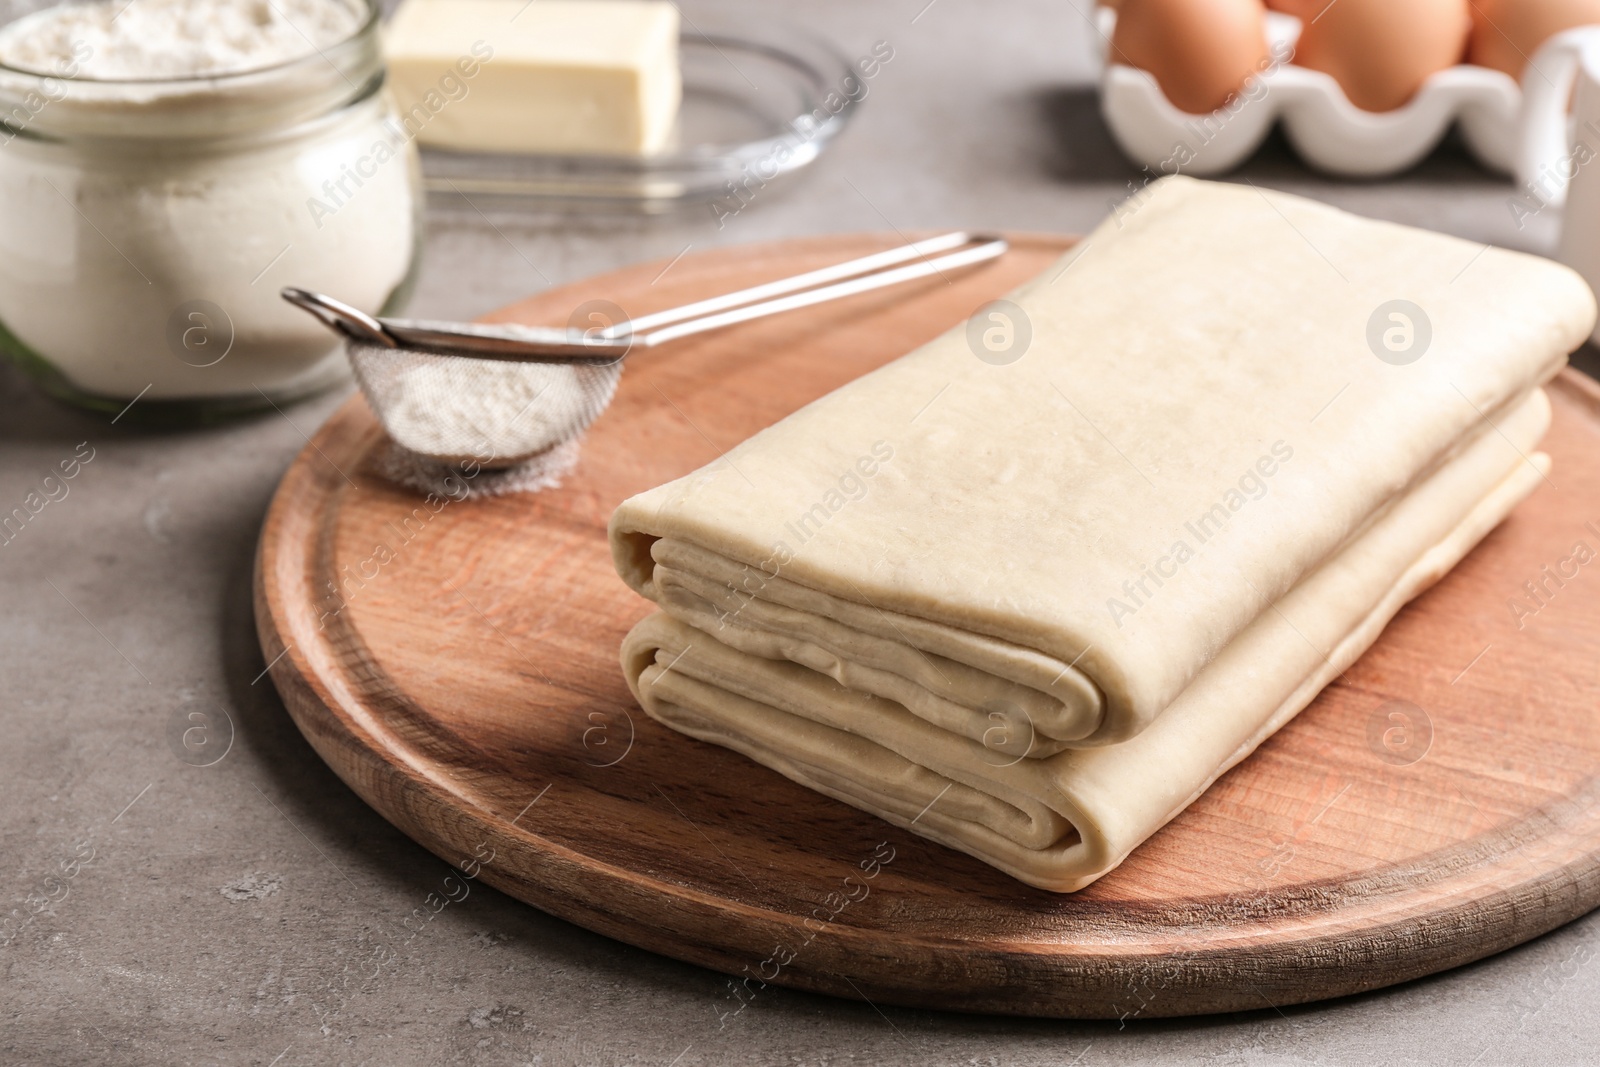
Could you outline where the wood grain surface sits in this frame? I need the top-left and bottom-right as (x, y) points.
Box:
(254, 233), (1600, 1018)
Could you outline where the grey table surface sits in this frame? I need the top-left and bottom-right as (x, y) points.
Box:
(5, 1), (1599, 1064)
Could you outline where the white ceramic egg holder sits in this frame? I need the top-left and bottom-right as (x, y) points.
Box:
(1096, 8), (1525, 178)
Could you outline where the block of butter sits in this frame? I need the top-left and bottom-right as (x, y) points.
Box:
(384, 0), (681, 156)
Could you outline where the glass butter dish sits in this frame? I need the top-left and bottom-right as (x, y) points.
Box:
(418, 13), (872, 213)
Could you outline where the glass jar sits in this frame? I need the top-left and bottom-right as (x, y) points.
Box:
(0, 0), (420, 423)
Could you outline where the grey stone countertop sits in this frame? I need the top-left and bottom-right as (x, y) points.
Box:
(5, 1), (1599, 1064)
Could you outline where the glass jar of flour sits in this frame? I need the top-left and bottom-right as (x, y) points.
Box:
(0, 0), (420, 422)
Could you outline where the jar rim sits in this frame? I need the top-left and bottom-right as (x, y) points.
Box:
(0, 0), (387, 139)
(0, 0), (379, 86)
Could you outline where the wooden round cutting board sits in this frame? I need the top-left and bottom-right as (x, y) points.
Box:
(255, 233), (1600, 1019)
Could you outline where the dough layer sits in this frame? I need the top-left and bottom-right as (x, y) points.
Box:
(612, 178), (1593, 747)
(623, 390), (1552, 890)
(608, 177), (1594, 891)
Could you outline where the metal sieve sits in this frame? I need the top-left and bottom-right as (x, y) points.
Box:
(282, 232), (1008, 487)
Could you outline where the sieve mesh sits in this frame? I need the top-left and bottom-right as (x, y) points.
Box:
(370, 437), (584, 499)
(348, 342), (624, 469)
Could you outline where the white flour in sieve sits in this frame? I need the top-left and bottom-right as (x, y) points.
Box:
(348, 342), (624, 498)
(379, 357), (574, 461)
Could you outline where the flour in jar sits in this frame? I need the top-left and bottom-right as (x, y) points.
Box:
(0, 0), (364, 79)
(0, 0), (416, 404)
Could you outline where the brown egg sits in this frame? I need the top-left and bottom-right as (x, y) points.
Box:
(1293, 0), (1472, 111)
(1468, 0), (1600, 78)
(1110, 0), (1272, 114)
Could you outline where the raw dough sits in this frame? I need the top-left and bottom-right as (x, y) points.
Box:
(608, 176), (1594, 890)
(623, 389), (1552, 890)
(612, 177), (1592, 748)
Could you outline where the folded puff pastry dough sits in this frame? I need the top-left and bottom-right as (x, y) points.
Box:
(608, 176), (1595, 890)
(623, 387), (1548, 890)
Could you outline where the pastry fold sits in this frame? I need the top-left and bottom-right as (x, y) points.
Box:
(613, 179), (1591, 750)
(623, 390), (1551, 890)
(608, 177), (1595, 890)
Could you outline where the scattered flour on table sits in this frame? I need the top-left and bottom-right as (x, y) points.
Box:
(220, 871), (283, 902)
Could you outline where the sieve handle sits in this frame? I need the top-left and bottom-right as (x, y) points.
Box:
(606, 231), (988, 338)
(280, 233), (1008, 364)
(636, 236), (1008, 348)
